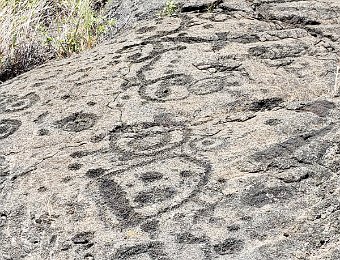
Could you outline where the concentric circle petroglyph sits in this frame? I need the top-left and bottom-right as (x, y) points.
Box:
(0, 93), (39, 113)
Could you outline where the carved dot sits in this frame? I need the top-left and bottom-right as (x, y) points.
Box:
(176, 232), (208, 244)
(86, 168), (106, 178)
(70, 150), (92, 158)
(87, 101), (96, 106)
(180, 170), (192, 178)
(121, 95), (130, 100)
(155, 87), (171, 98)
(72, 232), (94, 244)
(265, 118), (281, 126)
(218, 178), (226, 183)
(190, 137), (227, 151)
(137, 26), (156, 34)
(202, 140), (215, 146)
(166, 70), (174, 75)
(61, 95), (71, 100)
(134, 187), (176, 205)
(91, 133), (106, 143)
(38, 186), (47, 192)
(62, 176), (72, 183)
(240, 216), (252, 221)
(38, 129), (49, 136)
(140, 219), (159, 233)
(227, 224), (240, 231)
(213, 238), (244, 255)
(54, 112), (97, 132)
(203, 24), (214, 29)
(140, 171), (164, 183)
(68, 163), (83, 171)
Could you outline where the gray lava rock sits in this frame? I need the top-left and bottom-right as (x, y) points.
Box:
(1, 0), (340, 259)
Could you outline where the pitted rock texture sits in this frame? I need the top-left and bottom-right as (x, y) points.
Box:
(1, 0), (340, 259)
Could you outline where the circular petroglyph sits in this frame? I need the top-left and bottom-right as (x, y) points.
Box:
(0, 119), (21, 140)
(90, 156), (211, 226)
(54, 112), (97, 132)
(139, 171), (164, 183)
(0, 92), (39, 113)
(190, 137), (229, 151)
(139, 75), (191, 102)
(109, 126), (188, 157)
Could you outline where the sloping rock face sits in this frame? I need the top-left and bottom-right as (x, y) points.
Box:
(106, 0), (167, 33)
(1, 0), (340, 259)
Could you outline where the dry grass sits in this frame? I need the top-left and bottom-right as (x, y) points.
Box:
(0, 0), (114, 82)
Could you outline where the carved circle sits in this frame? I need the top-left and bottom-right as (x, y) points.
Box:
(139, 75), (191, 102)
(0, 93), (40, 113)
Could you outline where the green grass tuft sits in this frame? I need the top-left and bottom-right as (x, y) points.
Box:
(160, 0), (177, 16)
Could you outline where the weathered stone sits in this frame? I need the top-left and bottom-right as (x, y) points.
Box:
(1, 0), (340, 259)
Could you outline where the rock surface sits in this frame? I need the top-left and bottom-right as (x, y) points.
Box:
(1, 0), (340, 259)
